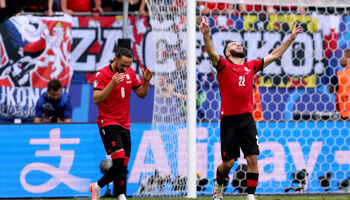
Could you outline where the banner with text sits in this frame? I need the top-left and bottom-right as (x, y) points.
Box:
(0, 122), (349, 197)
(0, 14), (73, 121)
(1, 14), (348, 121)
(69, 15), (339, 85)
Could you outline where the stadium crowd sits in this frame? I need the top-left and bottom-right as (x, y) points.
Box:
(1, 0), (350, 21)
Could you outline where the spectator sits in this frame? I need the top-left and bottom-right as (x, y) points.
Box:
(26, 0), (55, 16)
(296, 6), (306, 14)
(61, 0), (104, 15)
(167, 49), (188, 121)
(0, 0), (6, 20)
(34, 79), (73, 123)
(0, 0), (29, 22)
(238, 4), (306, 15)
(238, 4), (264, 14)
(269, 4), (306, 15)
(266, 5), (278, 14)
(166, 48), (206, 121)
(112, 0), (147, 16)
(0, 0), (5, 9)
(198, 1), (236, 15)
(329, 49), (350, 119)
(102, 0), (112, 12)
(252, 77), (264, 121)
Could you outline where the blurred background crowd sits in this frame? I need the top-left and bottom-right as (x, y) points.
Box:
(1, 0), (350, 20)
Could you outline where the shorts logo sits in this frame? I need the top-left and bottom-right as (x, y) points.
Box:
(111, 141), (116, 147)
(223, 151), (226, 157)
(256, 135), (259, 145)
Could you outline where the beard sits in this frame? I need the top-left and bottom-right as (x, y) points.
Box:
(49, 98), (58, 104)
(115, 62), (126, 73)
(230, 49), (246, 58)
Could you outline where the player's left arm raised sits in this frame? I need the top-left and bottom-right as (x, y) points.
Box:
(263, 23), (303, 68)
(134, 68), (153, 98)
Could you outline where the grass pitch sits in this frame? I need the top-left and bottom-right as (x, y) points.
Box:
(130, 195), (349, 200)
(126, 195), (350, 200)
(10, 195), (350, 200)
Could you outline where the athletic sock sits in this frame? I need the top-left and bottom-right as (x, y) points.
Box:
(216, 168), (229, 186)
(115, 157), (129, 196)
(246, 172), (259, 194)
(97, 158), (124, 188)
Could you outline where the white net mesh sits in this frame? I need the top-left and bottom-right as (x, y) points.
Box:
(137, 0), (350, 197)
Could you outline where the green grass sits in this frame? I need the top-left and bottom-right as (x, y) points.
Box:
(127, 195), (350, 200)
(10, 195), (350, 200)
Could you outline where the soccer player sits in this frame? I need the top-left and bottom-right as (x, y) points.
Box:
(89, 47), (153, 200)
(199, 16), (303, 200)
(34, 79), (72, 123)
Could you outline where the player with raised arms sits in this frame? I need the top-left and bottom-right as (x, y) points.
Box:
(199, 16), (303, 200)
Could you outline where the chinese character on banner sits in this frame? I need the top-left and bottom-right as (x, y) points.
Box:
(20, 128), (90, 193)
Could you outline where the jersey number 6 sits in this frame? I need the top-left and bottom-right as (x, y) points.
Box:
(121, 87), (125, 98)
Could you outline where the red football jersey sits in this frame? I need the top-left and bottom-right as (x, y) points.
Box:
(93, 65), (141, 130)
(215, 57), (263, 118)
(67, 0), (91, 12)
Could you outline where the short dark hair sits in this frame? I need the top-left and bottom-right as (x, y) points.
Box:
(48, 79), (61, 91)
(223, 41), (234, 59)
(115, 47), (133, 59)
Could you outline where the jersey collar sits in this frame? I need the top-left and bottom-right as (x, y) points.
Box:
(109, 64), (114, 72)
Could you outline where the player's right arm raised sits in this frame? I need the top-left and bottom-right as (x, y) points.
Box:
(200, 16), (220, 67)
(263, 22), (303, 68)
(93, 73), (125, 104)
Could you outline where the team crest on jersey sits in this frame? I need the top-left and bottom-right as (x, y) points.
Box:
(244, 67), (251, 74)
(126, 74), (130, 80)
(93, 80), (98, 88)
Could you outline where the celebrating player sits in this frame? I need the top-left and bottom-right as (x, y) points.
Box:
(199, 16), (303, 200)
(90, 47), (153, 200)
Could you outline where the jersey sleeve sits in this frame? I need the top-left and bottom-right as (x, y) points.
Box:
(131, 69), (142, 89)
(63, 95), (73, 119)
(247, 59), (264, 73)
(93, 71), (106, 90)
(35, 96), (44, 118)
(214, 57), (229, 73)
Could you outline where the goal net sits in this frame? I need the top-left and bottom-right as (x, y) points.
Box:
(137, 0), (350, 197)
